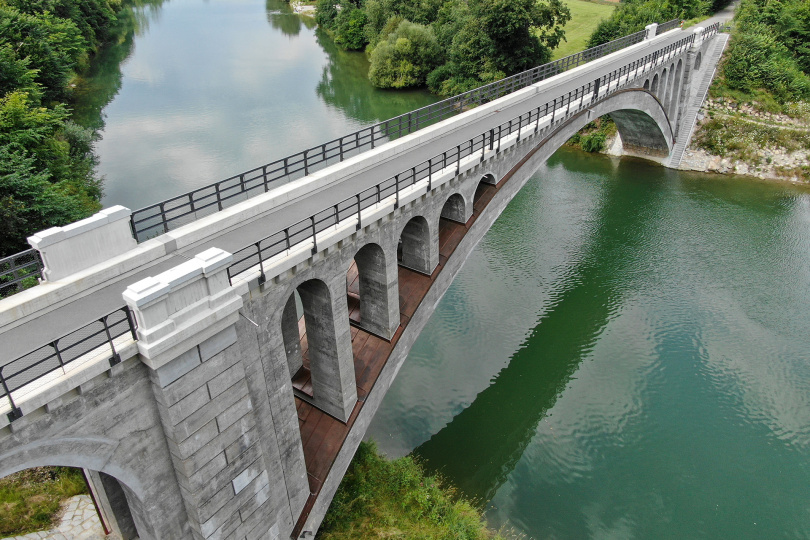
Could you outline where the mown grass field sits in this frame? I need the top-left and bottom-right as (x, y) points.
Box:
(551, 0), (617, 60)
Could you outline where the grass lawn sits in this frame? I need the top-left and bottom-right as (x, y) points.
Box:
(551, 0), (617, 60)
(0, 467), (87, 537)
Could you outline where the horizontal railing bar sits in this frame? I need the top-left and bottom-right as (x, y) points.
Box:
(129, 21), (679, 240)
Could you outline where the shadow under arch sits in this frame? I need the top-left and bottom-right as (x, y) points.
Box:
(412, 154), (668, 504)
(549, 88), (675, 158)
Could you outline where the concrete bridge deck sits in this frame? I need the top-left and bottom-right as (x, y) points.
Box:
(0, 22), (704, 361)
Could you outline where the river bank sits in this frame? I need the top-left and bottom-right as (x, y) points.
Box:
(678, 97), (809, 183)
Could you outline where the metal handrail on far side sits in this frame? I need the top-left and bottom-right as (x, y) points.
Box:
(0, 306), (137, 422)
(226, 31), (695, 287)
(0, 249), (43, 298)
(129, 20), (679, 241)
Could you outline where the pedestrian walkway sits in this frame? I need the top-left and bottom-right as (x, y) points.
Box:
(1, 495), (117, 540)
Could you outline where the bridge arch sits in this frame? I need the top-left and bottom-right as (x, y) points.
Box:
(651, 73), (660, 95)
(398, 215), (436, 275)
(576, 88), (675, 155)
(280, 277), (357, 421)
(346, 242), (399, 339)
(671, 59), (685, 121)
(0, 438), (154, 538)
(439, 192), (468, 224)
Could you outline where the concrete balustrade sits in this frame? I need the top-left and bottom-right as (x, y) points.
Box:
(27, 205), (137, 282)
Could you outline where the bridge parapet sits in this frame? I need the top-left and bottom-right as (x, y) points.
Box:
(28, 206), (136, 282)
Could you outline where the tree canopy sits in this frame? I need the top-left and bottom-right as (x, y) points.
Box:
(317, 0), (570, 93)
(0, 0), (119, 256)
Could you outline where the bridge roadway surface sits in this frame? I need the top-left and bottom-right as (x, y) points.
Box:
(0, 22), (716, 362)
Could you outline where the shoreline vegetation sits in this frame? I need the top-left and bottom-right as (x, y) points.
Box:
(0, 467), (87, 537)
(681, 0), (810, 183)
(0, 0), (134, 257)
(317, 441), (513, 540)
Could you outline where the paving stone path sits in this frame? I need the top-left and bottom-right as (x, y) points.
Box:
(2, 494), (117, 540)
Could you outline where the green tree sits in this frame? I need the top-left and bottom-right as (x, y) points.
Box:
(334, 5), (369, 50)
(368, 20), (443, 88)
(471, 0), (570, 74)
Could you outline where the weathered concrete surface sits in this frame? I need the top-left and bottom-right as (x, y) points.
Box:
(0, 356), (190, 539)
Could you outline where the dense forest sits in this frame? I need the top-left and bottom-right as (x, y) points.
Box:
(0, 0), (123, 257)
(315, 0), (572, 95)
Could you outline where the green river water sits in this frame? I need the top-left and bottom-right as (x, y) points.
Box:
(76, 1), (810, 538)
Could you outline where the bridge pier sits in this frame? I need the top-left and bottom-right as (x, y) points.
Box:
(124, 248), (294, 539)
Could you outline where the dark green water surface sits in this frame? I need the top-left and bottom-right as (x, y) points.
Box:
(77, 2), (810, 538)
(368, 150), (810, 539)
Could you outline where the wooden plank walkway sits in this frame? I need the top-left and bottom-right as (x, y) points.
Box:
(292, 180), (500, 534)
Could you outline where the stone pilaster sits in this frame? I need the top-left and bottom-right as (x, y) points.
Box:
(124, 248), (282, 540)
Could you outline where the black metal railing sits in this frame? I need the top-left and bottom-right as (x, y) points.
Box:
(0, 249), (43, 298)
(1, 306), (136, 422)
(130, 20), (679, 241)
(657, 19), (681, 34)
(227, 32), (695, 286)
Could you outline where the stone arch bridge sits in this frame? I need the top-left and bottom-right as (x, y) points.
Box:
(0, 21), (722, 540)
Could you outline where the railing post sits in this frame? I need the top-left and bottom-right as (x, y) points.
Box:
(262, 165), (269, 192)
(489, 129), (494, 150)
(215, 185), (223, 211)
(339, 138), (344, 161)
(456, 145), (462, 175)
(52, 340), (65, 370)
(357, 194), (362, 229)
(371, 127), (376, 149)
(376, 184), (381, 203)
(102, 313), (121, 366)
(304, 149), (309, 176)
(394, 175), (400, 209)
(427, 159), (432, 192)
(497, 125), (502, 152)
(310, 216), (318, 255)
(255, 241), (266, 285)
(0, 370), (21, 423)
(125, 306), (138, 339)
(284, 228), (291, 250)
(160, 202), (169, 233)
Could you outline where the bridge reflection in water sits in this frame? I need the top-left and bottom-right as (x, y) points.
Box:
(413, 157), (662, 503)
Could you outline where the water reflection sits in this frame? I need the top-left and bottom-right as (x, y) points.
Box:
(71, 0), (167, 131)
(266, 0), (316, 37)
(413, 157), (665, 503)
(72, 0), (438, 211)
(314, 29), (437, 123)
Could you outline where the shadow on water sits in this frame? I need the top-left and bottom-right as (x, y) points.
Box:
(412, 156), (671, 504)
(70, 0), (167, 130)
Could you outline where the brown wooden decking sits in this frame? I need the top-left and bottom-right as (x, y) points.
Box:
(292, 181), (500, 535)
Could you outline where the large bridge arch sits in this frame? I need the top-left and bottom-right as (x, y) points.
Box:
(550, 88), (675, 158)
